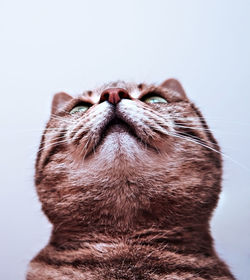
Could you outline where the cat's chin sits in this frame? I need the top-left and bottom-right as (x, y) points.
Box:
(104, 123), (132, 134)
(98, 124), (142, 153)
(81, 123), (166, 162)
(99, 117), (139, 142)
(97, 126), (168, 156)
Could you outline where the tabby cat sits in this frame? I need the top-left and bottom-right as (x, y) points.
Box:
(27, 79), (235, 279)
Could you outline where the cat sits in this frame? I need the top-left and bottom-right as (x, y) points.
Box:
(27, 79), (235, 279)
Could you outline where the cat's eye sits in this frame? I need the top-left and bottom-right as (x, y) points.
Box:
(70, 104), (90, 114)
(143, 95), (168, 104)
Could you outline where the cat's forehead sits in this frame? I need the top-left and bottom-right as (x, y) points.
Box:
(81, 81), (141, 103)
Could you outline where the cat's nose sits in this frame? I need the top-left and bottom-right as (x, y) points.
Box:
(99, 88), (130, 105)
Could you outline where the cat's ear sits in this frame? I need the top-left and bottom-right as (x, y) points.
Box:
(51, 92), (73, 114)
(161, 79), (187, 99)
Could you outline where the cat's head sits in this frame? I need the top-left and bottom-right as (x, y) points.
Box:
(35, 79), (222, 233)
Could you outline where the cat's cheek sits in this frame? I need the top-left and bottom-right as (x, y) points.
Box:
(150, 135), (175, 154)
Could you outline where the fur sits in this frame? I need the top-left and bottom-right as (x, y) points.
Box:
(27, 79), (235, 279)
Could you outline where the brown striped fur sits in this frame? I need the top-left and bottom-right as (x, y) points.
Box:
(27, 79), (235, 279)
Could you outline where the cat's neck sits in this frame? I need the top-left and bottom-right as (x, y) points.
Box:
(50, 224), (214, 256)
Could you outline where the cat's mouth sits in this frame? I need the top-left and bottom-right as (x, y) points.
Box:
(99, 116), (139, 143)
(94, 116), (159, 154)
(77, 113), (161, 158)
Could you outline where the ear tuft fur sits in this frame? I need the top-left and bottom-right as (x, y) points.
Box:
(161, 79), (187, 98)
(51, 92), (72, 114)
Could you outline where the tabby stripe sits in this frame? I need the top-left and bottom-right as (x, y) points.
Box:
(32, 256), (232, 278)
(40, 129), (66, 169)
(35, 132), (46, 170)
(33, 245), (231, 278)
(191, 103), (219, 148)
(72, 128), (88, 145)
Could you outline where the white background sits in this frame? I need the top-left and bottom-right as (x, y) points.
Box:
(0, 1), (249, 279)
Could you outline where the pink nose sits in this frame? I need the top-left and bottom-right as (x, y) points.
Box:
(100, 88), (130, 105)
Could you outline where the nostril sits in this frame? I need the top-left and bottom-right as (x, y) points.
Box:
(118, 90), (129, 99)
(100, 92), (110, 103)
(103, 93), (109, 100)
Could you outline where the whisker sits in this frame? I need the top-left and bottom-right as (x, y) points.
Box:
(170, 115), (250, 126)
(50, 116), (76, 124)
(173, 124), (238, 135)
(36, 139), (69, 153)
(168, 131), (249, 171)
(174, 124), (213, 132)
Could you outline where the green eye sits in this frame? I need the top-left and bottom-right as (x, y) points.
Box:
(144, 95), (168, 104)
(70, 104), (90, 114)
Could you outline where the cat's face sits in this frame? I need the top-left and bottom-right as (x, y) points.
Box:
(36, 79), (222, 233)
